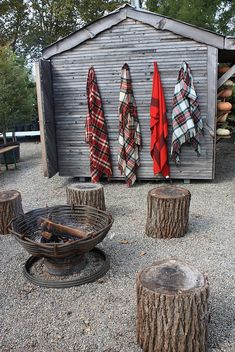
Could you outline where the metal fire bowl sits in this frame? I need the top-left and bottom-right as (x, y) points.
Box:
(10, 205), (113, 258)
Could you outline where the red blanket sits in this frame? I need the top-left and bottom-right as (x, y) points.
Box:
(85, 67), (112, 182)
(150, 62), (170, 177)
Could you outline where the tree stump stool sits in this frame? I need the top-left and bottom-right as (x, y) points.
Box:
(136, 259), (209, 352)
(66, 183), (106, 211)
(146, 186), (191, 238)
(0, 190), (24, 235)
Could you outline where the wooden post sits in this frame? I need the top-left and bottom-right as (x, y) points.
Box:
(145, 186), (191, 238)
(136, 259), (210, 352)
(66, 183), (106, 210)
(0, 190), (24, 235)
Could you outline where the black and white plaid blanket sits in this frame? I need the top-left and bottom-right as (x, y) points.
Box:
(171, 62), (203, 164)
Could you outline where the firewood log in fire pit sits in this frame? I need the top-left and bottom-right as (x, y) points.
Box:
(38, 217), (94, 240)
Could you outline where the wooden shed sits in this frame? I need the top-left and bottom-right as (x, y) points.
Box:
(36, 3), (235, 181)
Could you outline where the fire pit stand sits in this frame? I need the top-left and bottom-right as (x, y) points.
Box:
(24, 248), (110, 288)
(10, 205), (113, 288)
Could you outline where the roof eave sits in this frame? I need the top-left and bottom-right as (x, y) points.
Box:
(42, 4), (228, 60)
(224, 37), (235, 50)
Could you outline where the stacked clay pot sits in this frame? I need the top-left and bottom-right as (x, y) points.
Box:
(217, 66), (233, 136)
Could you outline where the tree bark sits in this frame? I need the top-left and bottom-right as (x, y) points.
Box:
(145, 186), (191, 238)
(136, 259), (209, 352)
(66, 183), (106, 210)
(0, 190), (24, 235)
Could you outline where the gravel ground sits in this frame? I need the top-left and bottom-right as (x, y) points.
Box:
(0, 140), (235, 352)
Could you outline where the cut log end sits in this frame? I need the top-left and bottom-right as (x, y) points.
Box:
(139, 259), (205, 294)
(0, 190), (21, 203)
(150, 185), (190, 199)
(68, 183), (103, 191)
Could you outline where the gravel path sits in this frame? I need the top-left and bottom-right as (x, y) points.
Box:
(0, 140), (235, 352)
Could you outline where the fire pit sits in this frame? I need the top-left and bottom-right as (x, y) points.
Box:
(10, 205), (113, 288)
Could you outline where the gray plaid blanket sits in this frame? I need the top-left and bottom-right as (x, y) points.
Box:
(171, 62), (203, 164)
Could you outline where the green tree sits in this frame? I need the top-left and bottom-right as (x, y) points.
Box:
(145, 0), (235, 35)
(0, 0), (28, 53)
(0, 0), (126, 59)
(24, 0), (81, 59)
(0, 46), (34, 143)
(77, 0), (126, 24)
(215, 1), (235, 35)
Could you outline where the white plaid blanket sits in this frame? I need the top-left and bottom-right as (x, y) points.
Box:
(171, 62), (203, 164)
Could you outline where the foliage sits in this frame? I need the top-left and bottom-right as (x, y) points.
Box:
(0, 0), (29, 54)
(0, 46), (34, 138)
(77, 0), (126, 24)
(145, 0), (235, 35)
(0, 0), (126, 59)
(23, 0), (81, 59)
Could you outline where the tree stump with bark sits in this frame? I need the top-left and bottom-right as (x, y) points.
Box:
(145, 186), (191, 238)
(136, 259), (210, 352)
(66, 183), (106, 210)
(0, 190), (24, 235)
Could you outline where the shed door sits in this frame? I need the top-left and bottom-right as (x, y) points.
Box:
(36, 59), (58, 177)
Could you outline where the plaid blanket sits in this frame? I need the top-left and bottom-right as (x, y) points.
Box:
(171, 61), (203, 164)
(150, 62), (170, 177)
(118, 63), (142, 187)
(85, 67), (112, 182)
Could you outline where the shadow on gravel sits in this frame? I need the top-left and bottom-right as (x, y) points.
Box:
(208, 293), (235, 350)
(189, 215), (217, 235)
(215, 137), (235, 183)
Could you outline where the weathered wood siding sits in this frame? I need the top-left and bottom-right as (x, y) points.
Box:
(51, 18), (214, 180)
(36, 60), (58, 178)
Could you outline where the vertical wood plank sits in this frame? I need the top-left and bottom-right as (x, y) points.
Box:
(207, 46), (218, 179)
(50, 19), (215, 180)
(36, 60), (58, 177)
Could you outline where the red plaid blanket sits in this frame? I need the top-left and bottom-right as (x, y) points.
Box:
(85, 67), (112, 182)
(150, 62), (170, 177)
(118, 63), (142, 187)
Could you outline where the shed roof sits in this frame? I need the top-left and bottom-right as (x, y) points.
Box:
(42, 3), (235, 59)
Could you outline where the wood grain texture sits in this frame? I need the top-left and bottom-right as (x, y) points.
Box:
(50, 18), (213, 180)
(36, 60), (58, 178)
(217, 64), (235, 88)
(145, 186), (191, 238)
(136, 259), (210, 352)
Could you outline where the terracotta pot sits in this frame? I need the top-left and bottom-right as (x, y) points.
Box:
(217, 101), (232, 111)
(218, 88), (233, 98)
